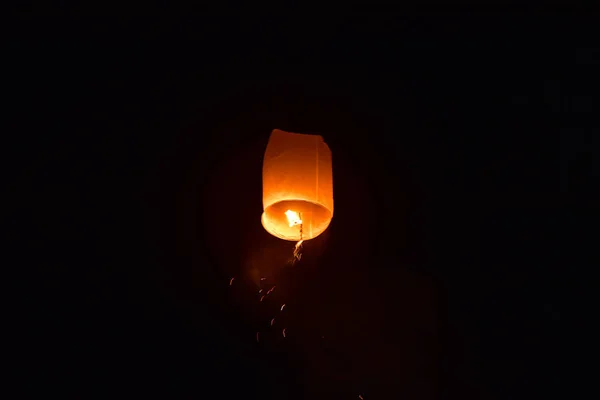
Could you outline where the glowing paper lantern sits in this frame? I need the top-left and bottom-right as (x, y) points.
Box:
(261, 129), (334, 241)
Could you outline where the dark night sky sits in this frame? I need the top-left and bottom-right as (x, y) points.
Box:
(8, 15), (595, 399)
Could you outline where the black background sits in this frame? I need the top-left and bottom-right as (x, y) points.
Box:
(8, 15), (595, 399)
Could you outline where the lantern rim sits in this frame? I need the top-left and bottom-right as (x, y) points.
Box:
(261, 199), (333, 242)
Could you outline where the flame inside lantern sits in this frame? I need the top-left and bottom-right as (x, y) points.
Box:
(285, 210), (302, 227)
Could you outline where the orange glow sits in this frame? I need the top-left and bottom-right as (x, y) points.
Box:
(261, 129), (334, 241)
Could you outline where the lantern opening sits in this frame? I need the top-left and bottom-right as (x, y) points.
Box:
(261, 200), (332, 241)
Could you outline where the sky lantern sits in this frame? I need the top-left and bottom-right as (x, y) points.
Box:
(261, 129), (334, 244)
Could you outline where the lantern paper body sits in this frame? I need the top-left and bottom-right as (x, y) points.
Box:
(261, 129), (334, 241)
